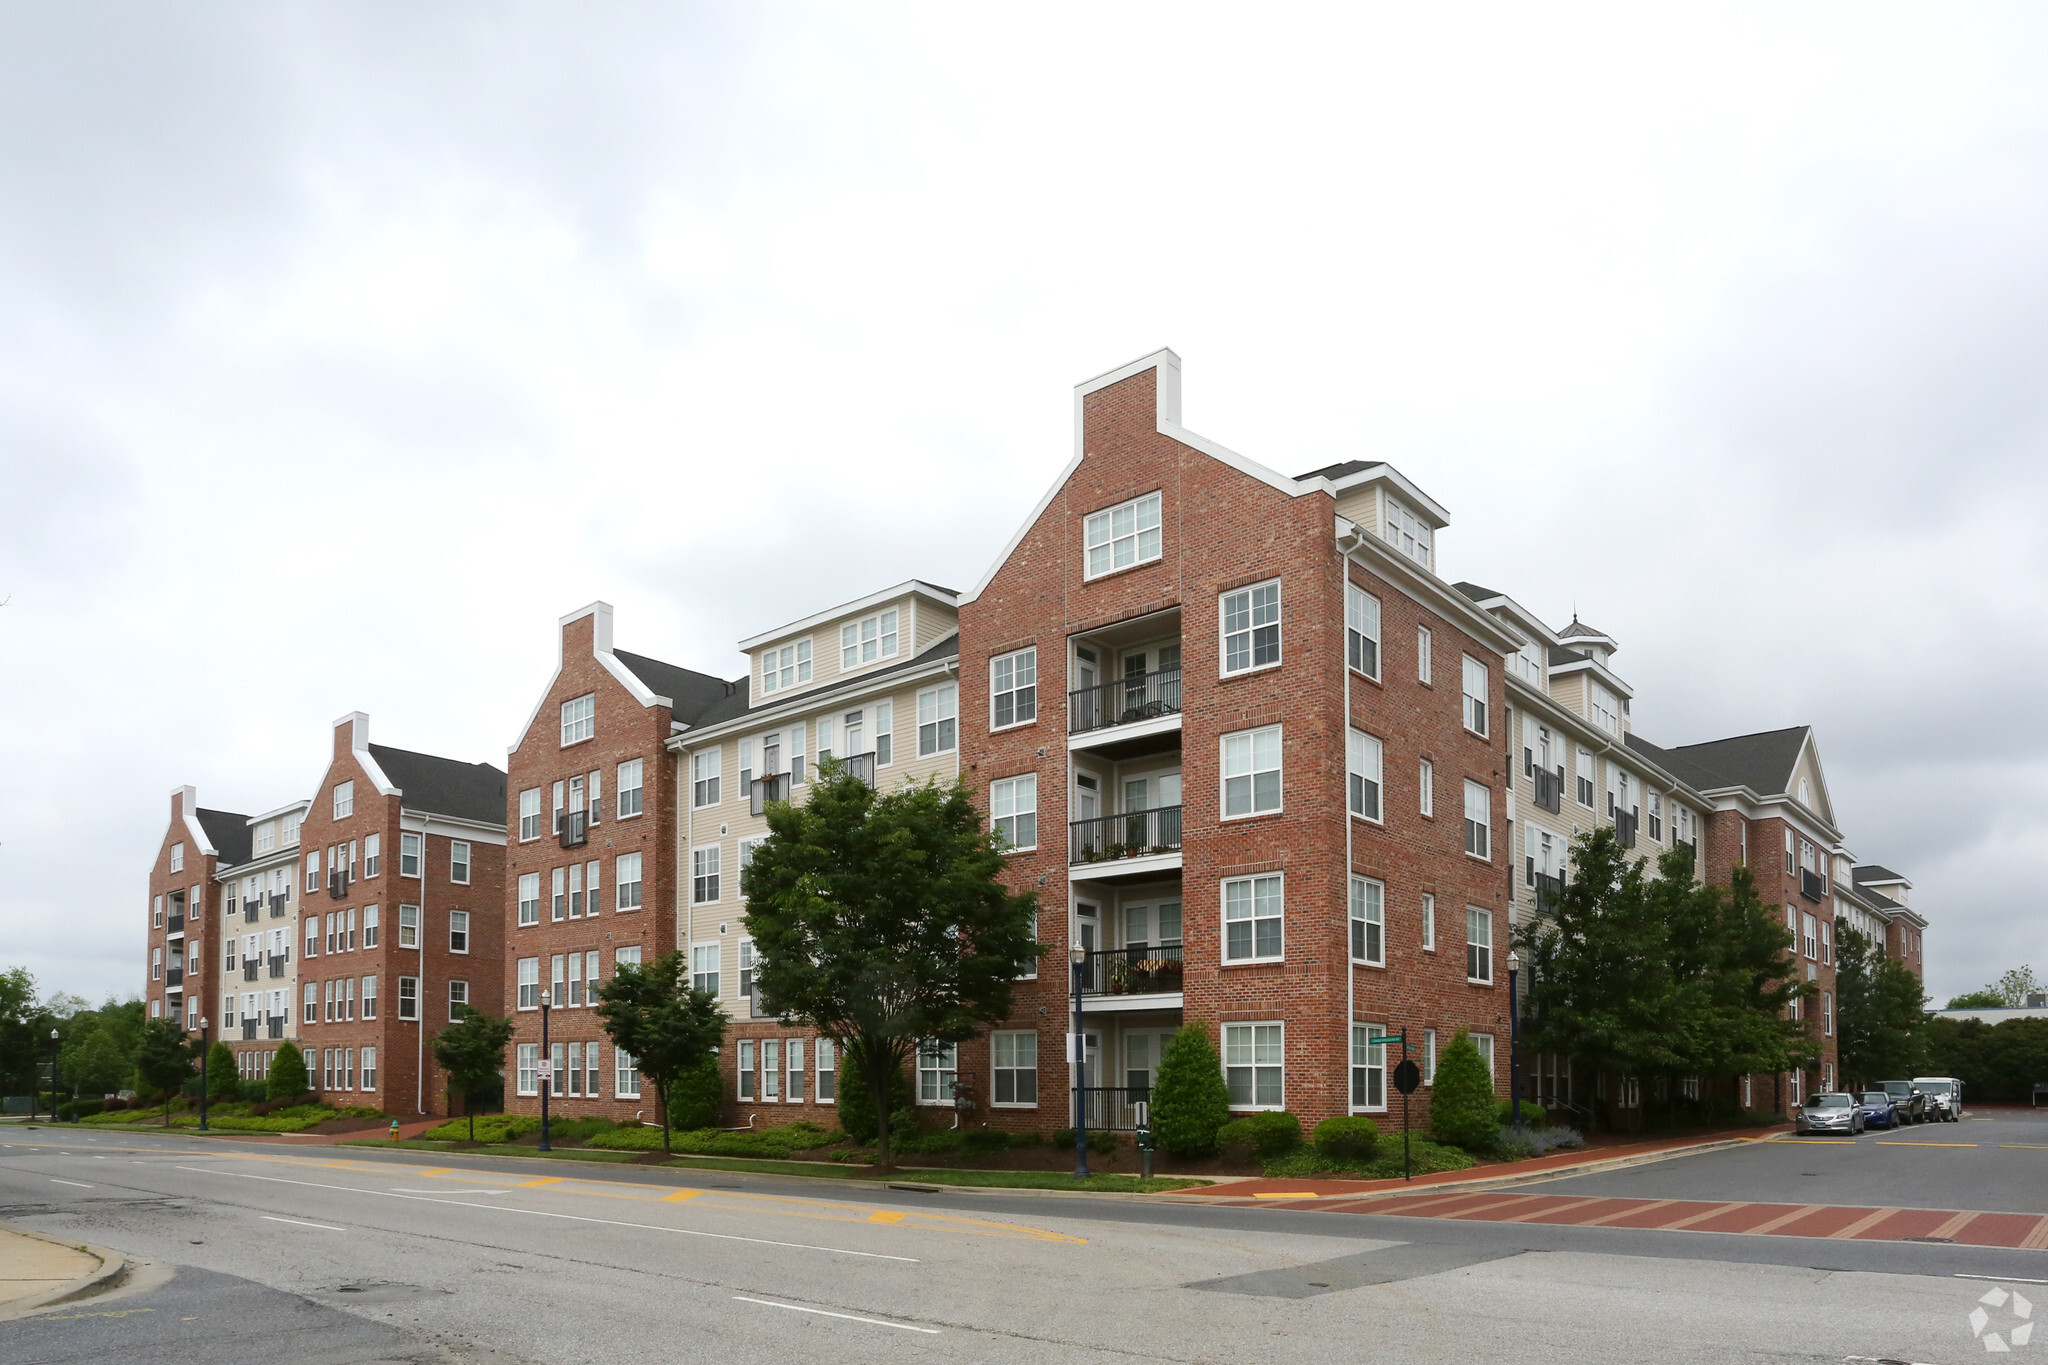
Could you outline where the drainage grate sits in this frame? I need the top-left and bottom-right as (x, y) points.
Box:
(1903, 1236), (1954, 1244)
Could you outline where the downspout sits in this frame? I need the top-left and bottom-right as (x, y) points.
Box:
(415, 808), (427, 1118)
(1337, 526), (1368, 1107)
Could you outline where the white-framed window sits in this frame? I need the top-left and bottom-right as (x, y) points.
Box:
(1574, 748), (1595, 808)
(359, 832), (378, 878)
(616, 759), (644, 818)
(1802, 912), (1819, 960)
(692, 846), (721, 904)
(615, 944), (642, 973)
(361, 974), (376, 1019)
(449, 910), (470, 954)
(449, 840), (470, 884)
(692, 750), (721, 808)
(561, 694), (595, 746)
(1419, 758), (1435, 817)
(1347, 729), (1382, 822)
(916, 1039), (958, 1104)
(1351, 1024), (1388, 1111)
(1220, 580), (1282, 675)
(737, 1039), (756, 1100)
(991, 774), (1037, 851)
(1461, 656), (1489, 736)
(398, 904), (420, 949)
(1823, 990), (1833, 1036)
(552, 866), (567, 921)
(400, 831), (421, 878)
(301, 981), (316, 1023)
(1466, 906), (1494, 983)
(738, 940), (756, 1002)
(304, 851), (319, 894)
(517, 958), (539, 1010)
(614, 1047), (640, 1098)
(1346, 583), (1380, 678)
(396, 975), (418, 1021)
(991, 647), (1037, 729)
(517, 873), (540, 926)
(616, 852), (643, 910)
(170, 842), (185, 872)
(1472, 1033), (1496, 1079)
(1350, 877), (1384, 966)
(1464, 780), (1491, 859)
(762, 1040), (781, 1101)
(1083, 491), (1162, 578)
(691, 943), (720, 996)
(1383, 494), (1433, 569)
(516, 1043), (539, 1096)
(1417, 625), (1433, 684)
(1421, 892), (1436, 951)
(917, 682), (958, 756)
(1648, 792), (1664, 843)
(1589, 683), (1620, 736)
(816, 1038), (836, 1103)
(1224, 1022), (1284, 1110)
(519, 788), (542, 841)
(759, 639), (812, 695)
(990, 1030), (1038, 1106)
(1423, 1029), (1437, 1085)
(152, 896), (163, 930)
(1820, 920), (1831, 965)
(840, 609), (900, 670)
(448, 978), (469, 1020)
(1221, 725), (1282, 818)
(1222, 873), (1284, 963)
(364, 905), (381, 948)
(333, 781), (355, 821)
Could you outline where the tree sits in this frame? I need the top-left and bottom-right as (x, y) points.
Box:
(0, 967), (51, 1107)
(742, 760), (1041, 1168)
(592, 951), (726, 1154)
(1948, 990), (2007, 1010)
(1429, 1031), (1501, 1152)
(60, 998), (145, 1097)
(1834, 924), (1927, 1087)
(134, 1018), (194, 1124)
(433, 1006), (517, 1140)
(836, 1046), (915, 1145)
(205, 1041), (240, 1103)
(1150, 1023), (1232, 1157)
(267, 1039), (309, 1099)
(1992, 966), (2041, 1008)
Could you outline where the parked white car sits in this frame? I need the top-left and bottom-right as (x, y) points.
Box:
(1912, 1076), (1964, 1122)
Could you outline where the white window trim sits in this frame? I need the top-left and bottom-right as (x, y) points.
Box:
(1461, 655), (1490, 738)
(1466, 905), (1495, 985)
(989, 646), (1039, 732)
(560, 693), (596, 747)
(1220, 724), (1284, 821)
(1222, 1020), (1286, 1113)
(691, 844), (723, 906)
(1219, 578), (1284, 678)
(1220, 871), (1285, 966)
(989, 1030), (1039, 1109)
(1081, 490), (1163, 581)
(1347, 728), (1383, 825)
(990, 773), (1038, 852)
(1350, 876), (1385, 968)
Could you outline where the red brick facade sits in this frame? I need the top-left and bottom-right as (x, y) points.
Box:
(141, 786), (227, 1035)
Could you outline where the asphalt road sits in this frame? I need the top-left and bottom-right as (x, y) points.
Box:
(3, 1120), (2043, 1365)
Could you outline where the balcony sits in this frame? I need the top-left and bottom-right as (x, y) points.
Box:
(269, 892), (288, 917)
(1615, 811), (1638, 849)
(1070, 667), (1182, 738)
(166, 912), (185, 937)
(268, 955), (286, 979)
(744, 985), (782, 1021)
(1534, 872), (1565, 912)
(243, 897), (263, 923)
(328, 871), (348, 900)
(1801, 869), (1826, 903)
(1081, 944), (1183, 1001)
(838, 752), (876, 786)
(267, 1016), (285, 1041)
(559, 808), (589, 849)
(750, 774), (791, 817)
(165, 967), (184, 987)
(241, 1019), (258, 1041)
(243, 960), (259, 982)
(1070, 806), (1182, 881)
(1532, 766), (1563, 814)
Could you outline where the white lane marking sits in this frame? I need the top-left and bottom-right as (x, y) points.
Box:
(51, 1178), (93, 1188)
(92, 1155), (105, 1159)
(1955, 1273), (2048, 1286)
(733, 1295), (941, 1333)
(175, 1167), (917, 1263)
(391, 1188), (499, 1194)
(264, 1215), (345, 1232)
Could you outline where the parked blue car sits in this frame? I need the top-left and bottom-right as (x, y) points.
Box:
(1857, 1091), (1902, 1129)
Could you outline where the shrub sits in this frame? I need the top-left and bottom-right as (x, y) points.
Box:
(268, 1041), (309, 1100)
(664, 1058), (723, 1132)
(893, 1128), (967, 1157)
(1428, 1031), (1500, 1153)
(1151, 1023), (1232, 1157)
(249, 1092), (315, 1116)
(424, 1114), (545, 1144)
(1052, 1128), (1118, 1155)
(1217, 1111), (1303, 1163)
(1496, 1100), (1547, 1129)
(1263, 1135), (1477, 1180)
(587, 1121), (836, 1157)
(1313, 1115), (1380, 1162)
(837, 1047), (915, 1144)
(961, 1128), (1025, 1152)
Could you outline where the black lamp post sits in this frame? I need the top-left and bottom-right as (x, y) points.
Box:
(1070, 945), (1088, 1180)
(538, 989), (553, 1152)
(49, 1029), (60, 1122)
(1507, 951), (1521, 1128)
(198, 1017), (211, 1131)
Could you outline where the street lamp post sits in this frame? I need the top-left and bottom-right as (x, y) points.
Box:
(198, 1017), (211, 1132)
(538, 990), (553, 1153)
(1070, 945), (1088, 1180)
(48, 1029), (60, 1123)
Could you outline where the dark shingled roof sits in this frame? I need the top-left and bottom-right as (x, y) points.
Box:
(685, 633), (961, 733)
(613, 649), (734, 727)
(1860, 885), (1905, 912)
(1855, 864), (1907, 885)
(1296, 459), (1379, 482)
(1650, 726), (1809, 797)
(195, 808), (252, 865)
(1621, 733), (1720, 792)
(368, 745), (507, 826)
(1560, 615), (1612, 641)
(1454, 581), (1505, 603)
(1549, 645), (1590, 667)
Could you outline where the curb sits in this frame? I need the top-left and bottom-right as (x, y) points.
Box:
(0, 1223), (129, 1321)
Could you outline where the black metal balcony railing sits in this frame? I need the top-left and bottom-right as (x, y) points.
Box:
(750, 774), (792, 817)
(838, 751), (875, 786)
(243, 960), (260, 982)
(1081, 944), (1184, 996)
(1070, 806), (1183, 865)
(268, 955), (286, 979)
(559, 808), (589, 849)
(241, 1019), (258, 1041)
(266, 1015), (283, 1040)
(1069, 666), (1183, 736)
(1535, 872), (1565, 912)
(165, 967), (184, 986)
(1615, 811), (1638, 849)
(1801, 869), (1826, 903)
(270, 892), (288, 917)
(1533, 766), (1564, 814)
(328, 871), (348, 900)
(166, 912), (185, 935)
(243, 901), (259, 924)
(1077, 1086), (1154, 1132)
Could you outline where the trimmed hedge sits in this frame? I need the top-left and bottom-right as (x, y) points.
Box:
(1217, 1111), (1303, 1162)
(1264, 1135), (1477, 1180)
(586, 1121), (839, 1158)
(1312, 1115), (1380, 1161)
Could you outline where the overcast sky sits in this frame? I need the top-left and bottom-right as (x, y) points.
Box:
(3, 4), (2043, 1007)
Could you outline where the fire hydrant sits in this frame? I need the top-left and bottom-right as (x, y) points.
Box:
(389, 1119), (401, 1143)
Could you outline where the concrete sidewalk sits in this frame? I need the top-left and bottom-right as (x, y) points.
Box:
(0, 1223), (121, 1318)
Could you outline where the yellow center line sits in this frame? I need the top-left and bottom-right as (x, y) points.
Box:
(517, 1176), (566, 1187)
(866, 1210), (907, 1223)
(1875, 1141), (1977, 1148)
(661, 1189), (703, 1203)
(2002, 1145), (2048, 1150)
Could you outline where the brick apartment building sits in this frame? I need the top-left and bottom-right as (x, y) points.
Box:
(502, 603), (732, 1119)
(144, 786), (249, 1034)
(293, 713), (507, 1117)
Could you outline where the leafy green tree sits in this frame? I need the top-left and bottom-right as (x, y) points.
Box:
(664, 1057), (724, 1132)
(1947, 990), (2007, 1010)
(592, 951), (726, 1154)
(1925, 1017), (2048, 1101)
(205, 1040), (241, 1103)
(742, 759), (1041, 1168)
(432, 1005), (517, 1140)
(0, 967), (53, 1108)
(1835, 924), (1927, 1087)
(1428, 1031), (1500, 1152)
(267, 1038), (309, 1099)
(1150, 1023), (1232, 1157)
(1702, 864), (1816, 1084)
(1993, 966), (2041, 1008)
(134, 1017), (194, 1124)
(836, 1045), (915, 1145)
(60, 998), (145, 1097)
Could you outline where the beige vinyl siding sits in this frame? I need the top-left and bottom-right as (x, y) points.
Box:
(750, 592), (959, 699)
(1332, 484), (1381, 536)
(913, 601), (957, 654)
(1547, 672), (1588, 725)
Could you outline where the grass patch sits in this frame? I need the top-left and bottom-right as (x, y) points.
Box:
(659, 1154), (1205, 1192)
(340, 1138), (458, 1151)
(474, 1144), (640, 1163)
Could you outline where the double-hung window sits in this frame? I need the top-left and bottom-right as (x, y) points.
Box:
(396, 976), (418, 1021)
(1461, 656), (1489, 735)
(1347, 729), (1382, 821)
(560, 694), (595, 745)
(991, 648), (1037, 728)
(692, 846), (721, 904)
(399, 831), (420, 878)
(450, 840), (470, 884)
(449, 910), (469, 954)
(616, 853), (643, 910)
(361, 974), (376, 1018)
(916, 1040), (958, 1103)
(1350, 877), (1384, 966)
(1466, 906), (1494, 983)
(1223, 1022), (1283, 1109)
(691, 944), (720, 996)
(1083, 491), (1161, 578)
(305, 851), (320, 893)
(517, 873), (540, 926)
(1419, 758), (1434, 816)
(1351, 1024), (1387, 1111)
(759, 640), (811, 694)
(363, 905), (379, 947)
(1464, 781), (1491, 859)
(991, 775), (1037, 850)
(1346, 583), (1380, 678)
(1417, 626), (1433, 684)
(816, 1038), (836, 1102)
(617, 759), (643, 817)
(840, 609), (899, 669)
(398, 904), (420, 949)
(363, 833), (381, 877)
(1221, 726), (1282, 818)
(917, 683), (957, 756)
(991, 1031), (1037, 1105)
(517, 958), (539, 1010)
(519, 788), (542, 840)
(1222, 874), (1283, 963)
(692, 750), (721, 808)
(1220, 580), (1281, 674)
(615, 1047), (640, 1098)
(333, 781), (353, 820)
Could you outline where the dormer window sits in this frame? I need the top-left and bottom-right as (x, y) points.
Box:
(254, 822), (275, 855)
(1083, 492), (1162, 579)
(840, 610), (899, 670)
(760, 639), (812, 694)
(1382, 494), (1433, 570)
(1509, 638), (1546, 687)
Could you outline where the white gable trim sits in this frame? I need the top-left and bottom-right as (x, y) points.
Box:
(508, 601), (669, 756)
(176, 785), (217, 857)
(336, 712), (399, 796)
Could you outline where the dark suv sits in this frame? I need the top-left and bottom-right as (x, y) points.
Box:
(1877, 1080), (1927, 1124)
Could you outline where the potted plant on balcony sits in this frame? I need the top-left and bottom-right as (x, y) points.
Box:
(1105, 957), (1134, 995)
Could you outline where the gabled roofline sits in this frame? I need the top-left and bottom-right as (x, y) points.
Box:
(337, 711), (398, 796)
(245, 799), (311, 827)
(175, 785), (216, 858)
(738, 580), (959, 652)
(1316, 462), (1451, 528)
(1509, 676), (1708, 808)
(1459, 586), (1558, 648)
(668, 635), (962, 749)
(508, 601), (676, 756)
(1546, 653), (1635, 701)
